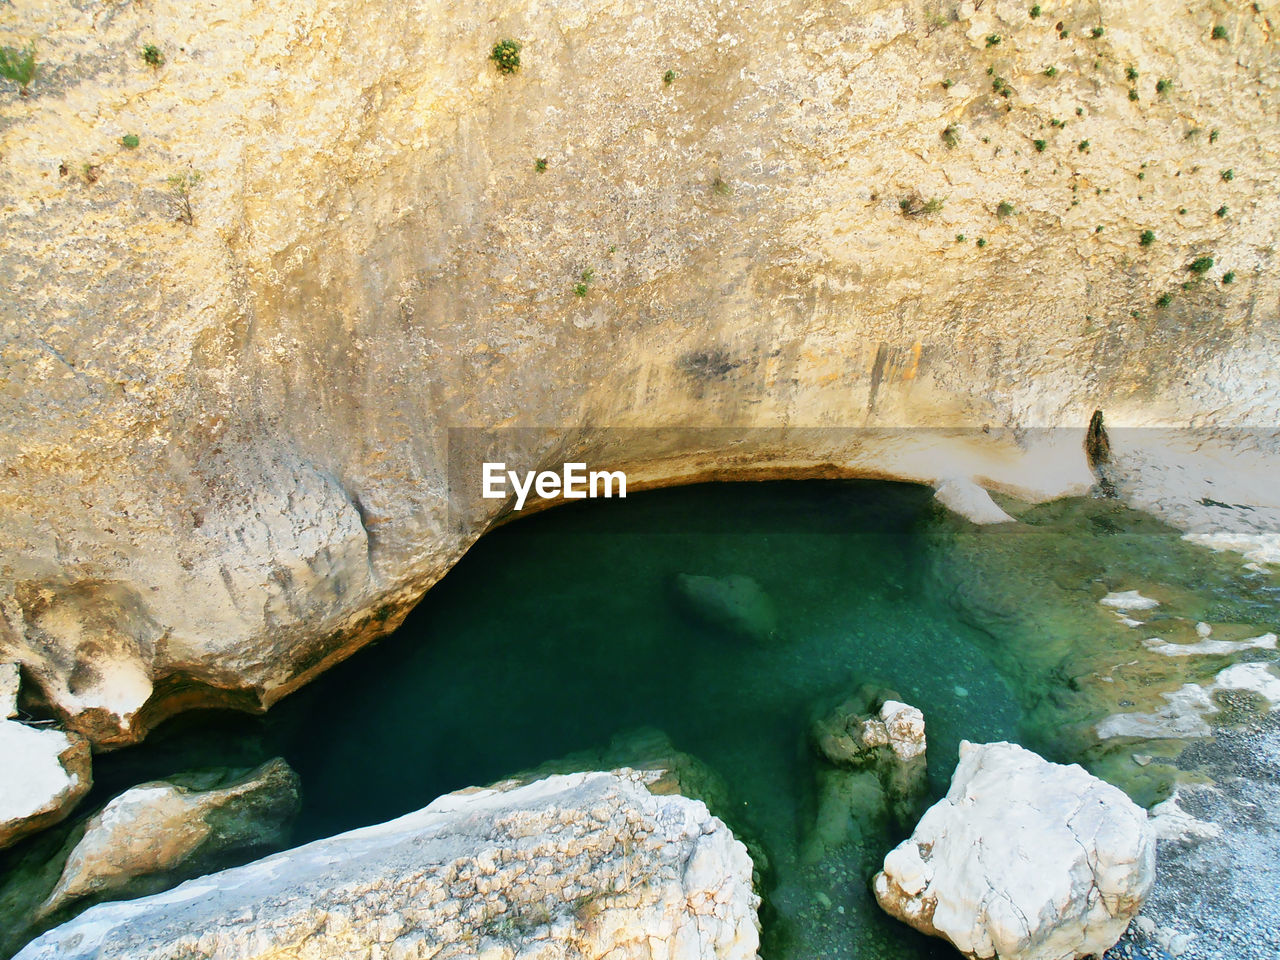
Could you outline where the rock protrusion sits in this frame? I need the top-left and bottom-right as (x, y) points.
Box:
(804, 687), (928, 861)
(16, 771), (761, 960)
(39, 757), (301, 917)
(0, 696), (93, 850)
(874, 740), (1155, 960)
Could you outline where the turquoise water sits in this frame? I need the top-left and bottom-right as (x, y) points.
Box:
(14, 479), (1276, 958)
(273, 480), (1021, 959)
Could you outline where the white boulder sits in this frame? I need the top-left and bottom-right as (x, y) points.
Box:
(0, 719), (92, 850)
(874, 741), (1155, 960)
(16, 770), (761, 960)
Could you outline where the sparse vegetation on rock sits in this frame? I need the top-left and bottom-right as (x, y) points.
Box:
(0, 41), (37, 97)
(489, 39), (521, 74)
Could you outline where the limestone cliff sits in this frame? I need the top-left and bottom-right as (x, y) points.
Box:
(1, 0), (1278, 745)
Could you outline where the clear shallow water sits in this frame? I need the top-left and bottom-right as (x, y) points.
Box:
(15, 479), (1279, 960)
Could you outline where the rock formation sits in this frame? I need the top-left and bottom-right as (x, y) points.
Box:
(1, 0), (1278, 749)
(805, 688), (927, 861)
(39, 757), (301, 917)
(874, 740), (1156, 960)
(673, 573), (779, 642)
(0, 667), (91, 849)
(15, 771), (761, 960)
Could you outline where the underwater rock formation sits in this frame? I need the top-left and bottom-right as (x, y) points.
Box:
(673, 573), (779, 642)
(15, 771), (760, 960)
(39, 757), (300, 918)
(804, 688), (928, 861)
(874, 741), (1155, 960)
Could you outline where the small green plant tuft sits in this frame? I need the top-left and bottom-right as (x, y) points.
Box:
(1059, 26), (1070, 38)
(1078, 139), (1090, 152)
(121, 133), (140, 149)
(1139, 229), (1155, 246)
(1030, 5), (1041, 18)
(986, 34), (1002, 47)
(1216, 204), (1228, 218)
(956, 234), (967, 242)
(996, 200), (1016, 218)
(941, 78), (954, 89)
(976, 237), (987, 247)
(534, 157), (547, 172)
(1033, 138), (1047, 152)
(1220, 168), (1234, 181)
(1076, 106), (1084, 116)
(167, 169), (203, 225)
(142, 44), (164, 67)
(1050, 117), (1066, 128)
(712, 175), (732, 196)
(573, 267), (595, 298)
(1222, 270), (1235, 284)
(1156, 292), (1173, 308)
(1044, 65), (1058, 77)
(663, 69), (676, 85)
(1155, 78), (1172, 95)
(1209, 128), (1220, 143)
(941, 124), (959, 148)
(1126, 66), (1139, 82)
(0, 41), (37, 96)
(489, 39), (522, 74)
(1187, 256), (1214, 274)
(991, 76), (1012, 97)
(1128, 89), (1139, 101)
(1090, 26), (1104, 39)
(1211, 25), (1228, 40)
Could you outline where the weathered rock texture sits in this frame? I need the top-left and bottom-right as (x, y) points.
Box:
(14, 771), (761, 960)
(805, 689), (928, 862)
(874, 740), (1156, 960)
(39, 757), (300, 916)
(2, 0), (1278, 744)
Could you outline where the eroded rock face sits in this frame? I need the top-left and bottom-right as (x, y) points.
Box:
(2, 0), (1278, 745)
(874, 741), (1155, 960)
(0, 720), (91, 851)
(15, 771), (761, 960)
(39, 757), (301, 917)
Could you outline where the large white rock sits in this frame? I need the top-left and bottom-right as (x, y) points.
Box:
(874, 741), (1155, 960)
(0, 719), (92, 850)
(15, 771), (761, 960)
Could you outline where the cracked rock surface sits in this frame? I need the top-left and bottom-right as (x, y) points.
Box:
(14, 771), (761, 960)
(874, 740), (1156, 960)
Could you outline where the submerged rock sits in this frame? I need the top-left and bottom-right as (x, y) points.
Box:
(933, 479), (1015, 525)
(874, 741), (1155, 960)
(0, 719), (92, 851)
(804, 688), (928, 862)
(16, 771), (760, 960)
(674, 573), (779, 642)
(39, 758), (300, 917)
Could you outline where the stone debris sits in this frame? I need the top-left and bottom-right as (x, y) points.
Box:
(874, 741), (1155, 960)
(1100, 591), (1161, 612)
(1097, 661), (1280, 740)
(1141, 632), (1277, 658)
(15, 771), (761, 960)
(1, 663), (19, 719)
